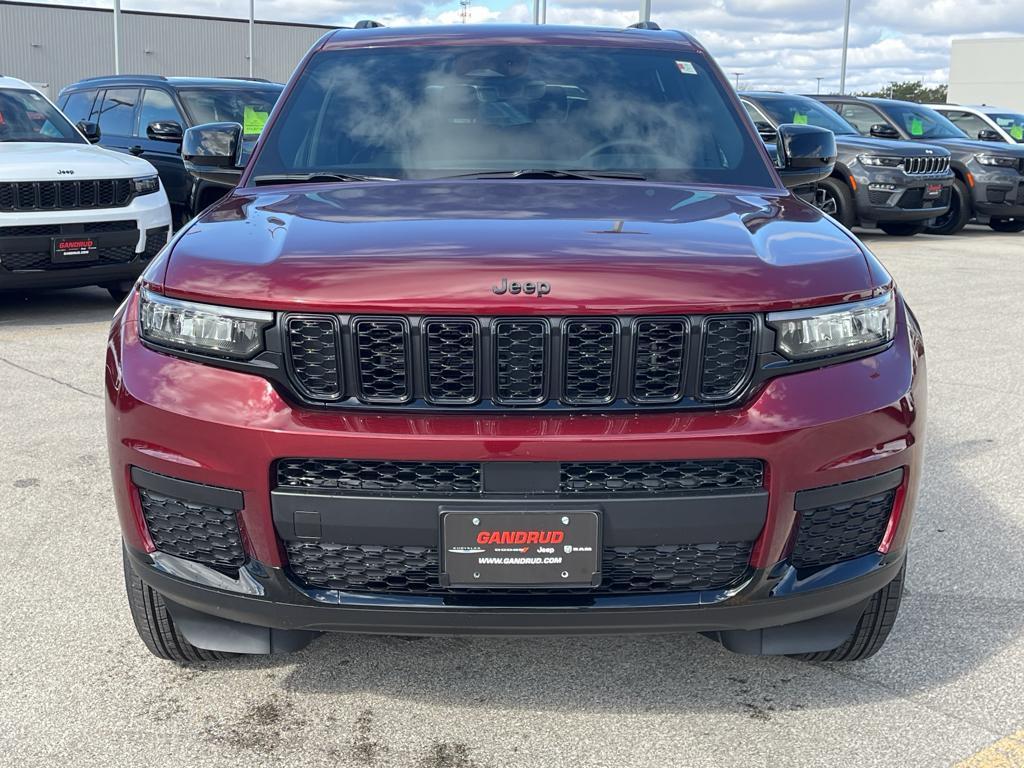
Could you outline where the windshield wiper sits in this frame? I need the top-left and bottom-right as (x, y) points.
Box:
(439, 169), (647, 181)
(251, 172), (398, 186)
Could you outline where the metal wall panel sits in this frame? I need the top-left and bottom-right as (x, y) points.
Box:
(949, 38), (1024, 113)
(0, 0), (331, 92)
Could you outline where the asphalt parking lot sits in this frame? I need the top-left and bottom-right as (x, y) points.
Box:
(2, 227), (1023, 768)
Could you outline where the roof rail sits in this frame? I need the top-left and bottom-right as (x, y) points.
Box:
(354, 19), (384, 28)
(75, 74), (169, 83)
(627, 21), (661, 30)
(229, 77), (273, 82)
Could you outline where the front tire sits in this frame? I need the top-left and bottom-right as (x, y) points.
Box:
(817, 177), (856, 229)
(925, 178), (971, 235)
(791, 564), (905, 662)
(103, 280), (135, 303)
(123, 548), (235, 662)
(877, 221), (926, 237)
(989, 217), (1024, 233)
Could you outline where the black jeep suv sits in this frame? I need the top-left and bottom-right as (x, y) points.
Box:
(813, 95), (1024, 234)
(741, 92), (953, 236)
(58, 76), (283, 227)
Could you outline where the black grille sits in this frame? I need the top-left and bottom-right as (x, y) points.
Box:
(0, 244), (137, 271)
(632, 318), (687, 402)
(138, 488), (245, 570)
(495, 319), (547, 404)
(902, 156), (950, 175)
(560, 459), (764, 495)
(869, 189), (893, 205)
(700, 317), (754, 400)
(0, 220), (135, 237)
(563, 319), (617, 404)
(354, 318), (410, 403)
(0, 179), (133, 211)
(276, 458), (482, 495)
(280, 315), (759, 410)
(424, 319), (478, 403)
(286, 317), (342, 400)
(790, 489), (895, 569)
(143, 226), (169, 258)
(286, 541), (752, 594)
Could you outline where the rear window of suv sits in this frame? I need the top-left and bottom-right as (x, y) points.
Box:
(250, 45), (776, 187)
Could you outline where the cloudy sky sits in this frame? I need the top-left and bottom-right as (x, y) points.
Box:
(34, 0), (1024, 92)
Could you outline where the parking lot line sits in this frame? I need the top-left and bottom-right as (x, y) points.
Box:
(956, 730), (1024, 768)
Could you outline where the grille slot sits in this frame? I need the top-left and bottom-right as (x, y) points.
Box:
(286, 541), (753, 594)
(632, 318), (688, 403)
(354, 318), (411, 403)
(791, 489), (895, 569)
(286, 317), (342, 400)
(560, 459), (764, 495)
(700, 317), (754, 400)
(138, 488), (245, 570)
(494, 319), (547, 404)
(424, 319), (479, 404)
(0, 179), (134, 211)
(277, 458), (482, 496)
(563, 319), (617, 405)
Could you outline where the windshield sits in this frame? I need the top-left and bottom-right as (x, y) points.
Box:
(757, 96), (857, 135)
(0, 88), (85, 144)
(250, 45), (775, 187)
(178, 86), (282, 137)
(877, 102), (966, 140)
(989, 113), (1024, 142)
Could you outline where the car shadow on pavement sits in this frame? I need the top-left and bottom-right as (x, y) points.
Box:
(0, 287), (121, 327)
(200, 427), (1022, 717)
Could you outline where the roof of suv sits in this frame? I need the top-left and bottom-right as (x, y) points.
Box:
(0, 75), (34, 90)
(321, 23), (700, 51)
(64, 75), (282, 90)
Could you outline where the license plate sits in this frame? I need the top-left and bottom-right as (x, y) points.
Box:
(52, 236), (98, 263)
(440, 510), (600, 589)
(925, 183), (943, 199)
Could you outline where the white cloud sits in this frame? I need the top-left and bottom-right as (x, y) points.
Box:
(27, 0), (1024, 91)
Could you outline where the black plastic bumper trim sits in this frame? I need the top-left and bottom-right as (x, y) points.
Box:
(130, 466), (244, 511)
(794, 468), (904, 511)
(271, 489), (770, 547)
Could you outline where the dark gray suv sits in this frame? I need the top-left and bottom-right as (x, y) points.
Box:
(742, 92), (953, 236)
(814, 95), (1024, 234)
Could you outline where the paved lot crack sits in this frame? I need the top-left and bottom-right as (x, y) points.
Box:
(0, 355), (100, 399)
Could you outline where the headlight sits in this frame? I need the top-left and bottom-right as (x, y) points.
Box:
(857, 155), (903, 168)
(132, 176), (161, 195)
(766, 292), (896, 360)
(139, 288), (273, 359)
(974, 154), (1019, 168)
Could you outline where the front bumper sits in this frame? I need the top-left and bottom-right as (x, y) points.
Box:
(0, 189), (171, 291)
(851, 166), (953, 223)
(107, 291), (926, 644)
(969, 164), (1024, 220)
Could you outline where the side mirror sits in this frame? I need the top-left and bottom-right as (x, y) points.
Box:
(869, 123), (900, 140)
(775, 124), (836, 189)
(754, 120), (778, 142)
(978, 128), (1003, 142)
(147, 120), (184, 142)
(77, 120), (101, 143)
(182, 122), (242, 170)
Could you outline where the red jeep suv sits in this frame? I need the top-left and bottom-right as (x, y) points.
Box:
(107, 23), (925, 663)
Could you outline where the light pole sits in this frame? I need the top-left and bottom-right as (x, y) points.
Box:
(113, 0), (121, 75)
(532, 0), (540, 24)
(839, 0), (851, 94)
(639, 0), (651, 23)
(731, 72), (743, 90)
(816, 77), (823, 94)
(248, 0), (254, 78)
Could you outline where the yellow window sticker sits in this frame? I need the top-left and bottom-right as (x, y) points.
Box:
(1012, 125), (1024, 141)
(243, 106), (270, 135)
(909, 117), (924, 136)
(792, 112), (808, 125)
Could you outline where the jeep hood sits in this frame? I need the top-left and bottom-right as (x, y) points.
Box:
(160, 180), (883, 314)
(836, 134), (951, 157)
(0, 142), (157, 182)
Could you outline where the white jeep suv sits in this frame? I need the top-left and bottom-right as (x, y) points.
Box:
(0, 77), (171, 299)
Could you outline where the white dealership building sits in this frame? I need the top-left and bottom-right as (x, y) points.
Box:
(948, 37), (1024, 112)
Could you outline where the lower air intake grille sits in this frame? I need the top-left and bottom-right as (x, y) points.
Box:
(285, 541), (753, 594)
(790, 489), (895, 569)
(0, 244), (137, 271)
(138, 488), (245, 570)
(560, 459), (764, 495)
(142, 226), (169, 259)
(276, 458), (482, 496)
(700, 317), (754, 400)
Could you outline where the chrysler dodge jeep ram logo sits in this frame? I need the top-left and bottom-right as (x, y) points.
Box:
(492, 278), (551, 296)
